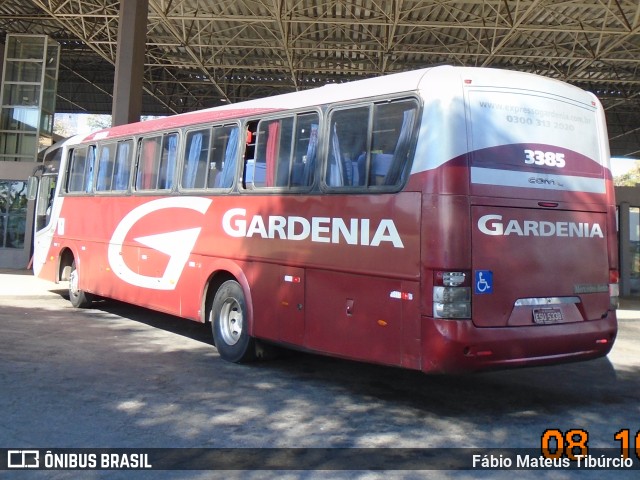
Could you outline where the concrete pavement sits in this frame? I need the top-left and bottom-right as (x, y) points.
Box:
(1, 268), (639, 479)
(0, 269), (64, 300)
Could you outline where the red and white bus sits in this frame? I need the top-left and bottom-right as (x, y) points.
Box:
(30, 66), (618, 373)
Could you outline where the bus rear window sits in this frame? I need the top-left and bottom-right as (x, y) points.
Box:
(467, 89), (602, 174)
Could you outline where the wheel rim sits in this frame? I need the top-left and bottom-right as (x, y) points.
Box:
(69, 268), (79, 298)
(219, 297), (243, 346)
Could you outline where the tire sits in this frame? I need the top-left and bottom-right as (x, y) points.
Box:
(68, 260), (93, 308)
(210, 280), (255, 363)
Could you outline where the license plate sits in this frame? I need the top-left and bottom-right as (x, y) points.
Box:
(533, 307), (563, 324)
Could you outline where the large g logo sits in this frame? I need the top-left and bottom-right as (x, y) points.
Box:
(108, 197), (212, 290)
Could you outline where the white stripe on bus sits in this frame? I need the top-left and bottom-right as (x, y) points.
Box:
(470, 167), (606, 194)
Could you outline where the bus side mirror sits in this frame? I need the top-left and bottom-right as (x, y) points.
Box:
(27, 176), (39, 201)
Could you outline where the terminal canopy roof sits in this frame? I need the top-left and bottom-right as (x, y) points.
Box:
(1, 0), (639, 157)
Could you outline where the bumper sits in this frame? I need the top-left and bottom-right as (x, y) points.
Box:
(421, 311), (617, 374)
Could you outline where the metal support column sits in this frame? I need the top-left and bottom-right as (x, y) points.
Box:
(112, 0), (148, 126)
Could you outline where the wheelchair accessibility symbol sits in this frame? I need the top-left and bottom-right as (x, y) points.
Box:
(475, 270), (493, 294)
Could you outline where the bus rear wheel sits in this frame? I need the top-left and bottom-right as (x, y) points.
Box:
(211, 280), (255, 363)
(68, 261), (93, 308)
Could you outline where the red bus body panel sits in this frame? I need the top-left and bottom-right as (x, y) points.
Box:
(45, 192), (424, 368)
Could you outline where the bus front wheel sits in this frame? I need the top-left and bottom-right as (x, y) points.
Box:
(68, 261), (93, 308)
(211, 280), (256, 363)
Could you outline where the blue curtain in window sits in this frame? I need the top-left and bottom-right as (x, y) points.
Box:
(386, 108), (417, 185)
(302, 123), (318, 186)
(163, 135), (178, 189)
(184, 133), (202, 189)
(327, 123), (343, 186)
(218, 127), (239, 188)
(96, 146), (112, 190)
(113, 142), (131, 190)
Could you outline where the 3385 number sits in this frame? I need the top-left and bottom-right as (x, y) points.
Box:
(524, 149), (566, 168)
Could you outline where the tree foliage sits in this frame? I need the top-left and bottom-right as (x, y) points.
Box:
(614, 162), (640, 186)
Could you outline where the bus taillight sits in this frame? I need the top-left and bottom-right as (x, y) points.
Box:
(609, 269), (620, 309)
(433, 270), (471, 319)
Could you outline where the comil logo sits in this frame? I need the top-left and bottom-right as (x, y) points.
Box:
(8, 450), (39, 468)
(108, 197), (212, 290)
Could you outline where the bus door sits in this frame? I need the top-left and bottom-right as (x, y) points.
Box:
(30, 172), (59, 277)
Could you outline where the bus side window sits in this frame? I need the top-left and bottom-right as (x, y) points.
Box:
(247, 113), (317, 189)
(212, 125), (239, 189)
(252, 118), (292, 188)
(66, 146), (95, 193)
(292, 113), (319, 187)
(183, 129), (211, 189)
(134, 132), (178, 191)
(242, 121), (258, 187)
(274, 118), (294, 187)
(371, 100), (418, 186)
(326, 106), (369, 187)
(112, 140), (133, 191)
(158, 133), (178, 190)
(136, 136), (160, 190)
(66, 147), (85, 192)
(95, 143), (116, 191)
(325, 99), (418, 190)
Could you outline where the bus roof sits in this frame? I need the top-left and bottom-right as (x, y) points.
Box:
(82, 67), (437, 142)
(78, 65), (596, 145)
